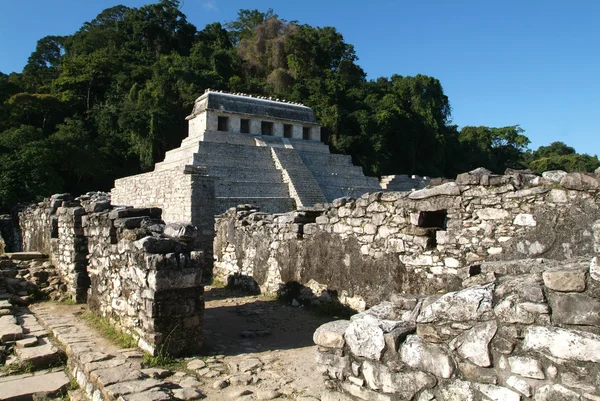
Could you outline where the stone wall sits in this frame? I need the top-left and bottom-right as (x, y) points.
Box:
(18, 190), (214, 355)
(214, 169), (600, 309)
(112, 166), (215, 252)
(314, 255), (600, 400)
(19, 194), (74, 254)
(84, 207), (209, 355)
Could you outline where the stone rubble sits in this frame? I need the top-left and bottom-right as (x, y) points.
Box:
(314, 256), (600, 400)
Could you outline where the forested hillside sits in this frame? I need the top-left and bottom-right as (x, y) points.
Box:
(0, 0), (597, 212)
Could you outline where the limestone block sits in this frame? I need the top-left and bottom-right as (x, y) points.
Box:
(313, 320), (349, 349)
(542, 269), (586, 292)
(417, 284), (494, 323)
(542, 170), (567, 183)
(452, 320), (497, 367)
(361, 360), (436, 399)
(473, 383), (520, 401)
(400, 335), (455, 378)
(476, 208), (509, 220)
(508, 356), (544, 379)
(440, 380), (475, 401)
(344, 314), (386, 360)
(523, 326), (600, 363)
(506, 376), (532, 397)
(535, 384), (582, 401)
(513, 213), (536, 226)
(408, 182), (460, 200)
(548, 293), (600, 326)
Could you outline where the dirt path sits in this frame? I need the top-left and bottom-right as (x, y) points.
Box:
(199, 286), (336, 400)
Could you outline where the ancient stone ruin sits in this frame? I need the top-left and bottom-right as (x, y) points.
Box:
(111, 90), (383, 215)
(17, 191), (212, 356)
(2, 90), (600, 400)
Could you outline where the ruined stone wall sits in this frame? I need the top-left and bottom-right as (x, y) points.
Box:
(18, 189), (214, 355)
(314, 256), (600, 401)
(214, 170), (600, 309)
(84, 208), (209, 355)
(19, 194), (71, 254)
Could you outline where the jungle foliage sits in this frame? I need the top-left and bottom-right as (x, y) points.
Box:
(0, 1), (597, 211)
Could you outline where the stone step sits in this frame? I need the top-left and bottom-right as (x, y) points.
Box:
(0, 315), (24, 342)
(0, 371), (70, 401)
(270, 147), (328, 208)
(216, 197), (295, 214)
(205, 166), (283, 183)
(311, 175), (381, 189)
(287, 139), (330, 153)
(216, 182), (289, 198)
(15, 337), (63, 370)
(195, 130), (263, 146)
(309, 164), (367, 177)
(194, 141), (273, 158)
(297, 150), (355, 167)
(192, 154), (276, 169)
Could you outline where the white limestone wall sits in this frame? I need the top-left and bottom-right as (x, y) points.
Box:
(112, 167), (195, 223)
(188, 114), (207, 138)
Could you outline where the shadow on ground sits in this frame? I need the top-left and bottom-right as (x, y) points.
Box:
(200, 286), (338, 357)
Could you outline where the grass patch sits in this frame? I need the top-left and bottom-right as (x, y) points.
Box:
(142, 349), (185, 370)
(210, 278), (227, 288)
(80, 311), (137, 348)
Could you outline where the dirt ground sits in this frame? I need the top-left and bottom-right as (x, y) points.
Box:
(198, 285), (337, 400)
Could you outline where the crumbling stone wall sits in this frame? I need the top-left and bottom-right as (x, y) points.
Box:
(84, 207), (209, 355)
(215, 170), (600, 309)
(18, 177), (215, 355)
(314, 255), (600, 401)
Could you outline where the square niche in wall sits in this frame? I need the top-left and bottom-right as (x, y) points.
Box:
(217, 116), (229, 131)
(240, 119), (250, 133)
(262, 121), (274, 136)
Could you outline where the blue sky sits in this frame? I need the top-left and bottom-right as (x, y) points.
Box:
(1, 0), (599, 156)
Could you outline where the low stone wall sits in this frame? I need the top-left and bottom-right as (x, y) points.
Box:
(19, 194), (74, 254)
(18, 186), (215, 355)
(84, 208), (208, 355)
(314, 256), (600, 400)
(215, 169), (600, 309)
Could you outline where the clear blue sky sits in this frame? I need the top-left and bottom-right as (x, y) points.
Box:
(1, 0), (599, 156)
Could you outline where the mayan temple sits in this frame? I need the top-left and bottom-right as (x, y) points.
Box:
(111, 90), (382, 218)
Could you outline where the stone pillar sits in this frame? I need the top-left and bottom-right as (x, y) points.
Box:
(229, 115), (241, 133)
(273, 122), (284, 137)
(292, 125), (303, 140)
(250, 119), (261, 135)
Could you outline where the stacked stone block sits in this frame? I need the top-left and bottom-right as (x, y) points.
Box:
(56, 205), (89, 302)
(215, 169), (600, 309)
(314, 256), (600, 400)
(84, 207), (208, 355)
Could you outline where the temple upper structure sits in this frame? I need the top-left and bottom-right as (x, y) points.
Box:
(112, 90), (382, 218)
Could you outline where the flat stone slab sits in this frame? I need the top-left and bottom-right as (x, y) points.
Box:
(0, 315), (24, 342)
(0, 371), (69, 400)
(15, 335), (39, 348)
(15, 340), (62, 369)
